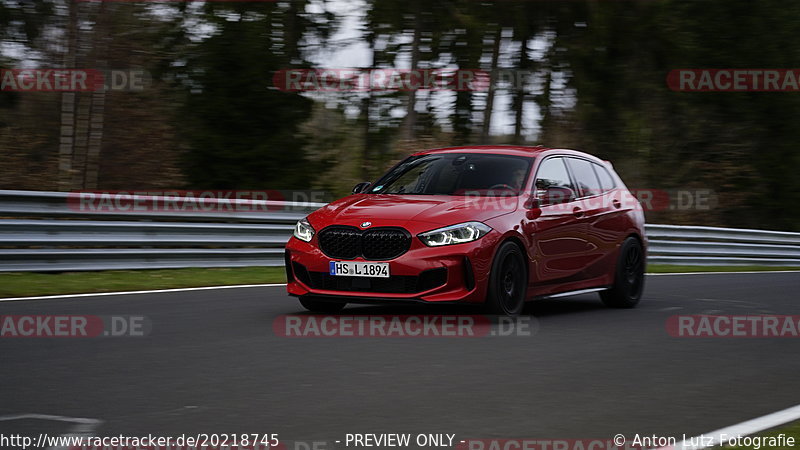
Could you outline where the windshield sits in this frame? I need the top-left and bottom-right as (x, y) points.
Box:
(370, 153), (532, 196)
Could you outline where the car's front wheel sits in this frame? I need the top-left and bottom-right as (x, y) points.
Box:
(486, 241), (528, 316)
(600, 236), (645, 308)
(299, 297), (347, 313)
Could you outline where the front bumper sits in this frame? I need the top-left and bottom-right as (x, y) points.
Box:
(284, 233), (498, 304)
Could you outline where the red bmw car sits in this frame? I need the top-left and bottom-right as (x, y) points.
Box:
(285, 145), (646, 315)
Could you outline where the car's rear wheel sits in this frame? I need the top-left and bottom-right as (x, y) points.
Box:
(600, 237), (645, 308)
(299, 296), (347, 313)
(486, 242), (528, 316)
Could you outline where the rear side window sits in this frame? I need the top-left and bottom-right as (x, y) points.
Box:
(566, 158), (602, 197)
(534, 157), (575, 192)
(593, 163), (616, 192)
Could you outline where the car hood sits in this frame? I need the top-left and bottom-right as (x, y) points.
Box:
(308, 194), (518, 231)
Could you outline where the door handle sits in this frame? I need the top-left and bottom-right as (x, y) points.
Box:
(573, 207), (584, 218)
(612, 199), (621, 209)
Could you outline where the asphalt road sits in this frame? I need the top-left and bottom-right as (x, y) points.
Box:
(1, 272), (799, 448)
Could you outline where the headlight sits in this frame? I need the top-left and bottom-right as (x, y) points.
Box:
(293, 218), (315, 242)
(418, 222), (492, 247)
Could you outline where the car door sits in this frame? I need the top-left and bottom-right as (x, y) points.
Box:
(564, 157), (622, 279)
(526, 156), (591, 287)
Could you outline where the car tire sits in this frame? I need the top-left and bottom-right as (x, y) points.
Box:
(299, 297), (347, 313)
(600, 237), (645, 308)
(485, 241), (528, 316)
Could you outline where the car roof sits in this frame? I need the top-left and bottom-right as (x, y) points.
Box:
(412, 145), (602, 162)
(412, 145), (547, 157)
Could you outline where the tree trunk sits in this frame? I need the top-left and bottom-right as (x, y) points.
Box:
(361, 44), (378, 181)
(402, 1), (422, 141)
(58, 1), (79, 191)
(512, 33), (532, 144)
(481, 27), (502, 144)
(84, 90), (106, 189)
(84, 2), (110, 190)
(71, 93), (90, 188)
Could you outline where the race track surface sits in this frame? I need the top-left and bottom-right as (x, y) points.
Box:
(1, 272), (798, 447)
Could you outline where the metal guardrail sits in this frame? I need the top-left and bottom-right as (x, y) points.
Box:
(646, 224), (800, 267)
(0, 190), (321, 271)
(0, 189), (319, 223)
(1, 189), (798, 271)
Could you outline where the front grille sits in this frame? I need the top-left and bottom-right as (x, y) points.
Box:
(362, 229), (411, 260)
(317, 226), (362, 259)
(318, 226), (411, 260)
(297, 266), (447, 294)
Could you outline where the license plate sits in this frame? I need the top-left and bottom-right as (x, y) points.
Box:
(329, 261), (390, 278)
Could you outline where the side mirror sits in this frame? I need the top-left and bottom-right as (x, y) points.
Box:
(523, 194), (540, 209)
(352, 182), (372, 194)
(532, 186), (575, 207)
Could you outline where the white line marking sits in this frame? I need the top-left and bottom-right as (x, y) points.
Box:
(0, 413), (103, 450)
(647, 270), (800, 276)
(0, 413), (99, 423)
(654, 403), (800, 450)
(539, 287), (607, 299)
(1, 270), (798, 302)
(0, 283), (286, 302)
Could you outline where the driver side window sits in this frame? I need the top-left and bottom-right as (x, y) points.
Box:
(534, 157), (576, 205)
(535, 157), (574, 191)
